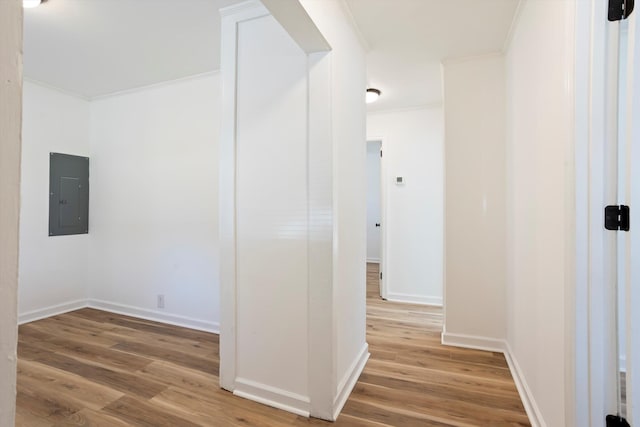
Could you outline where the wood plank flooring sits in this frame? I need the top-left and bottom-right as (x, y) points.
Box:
(17, 264), (529, 426)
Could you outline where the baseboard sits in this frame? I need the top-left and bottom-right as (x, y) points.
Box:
(18, 299), (88, 325)
(504, 341), (545, 427)
(386, 292), (443, 306)
(333, 343), (370, 420)
(234, 377), (311, 417)
(441, 331), (506, 353)
(442, 331), (543, 427)
(366, 258), (380, 264)
(87, 299), (219, 334)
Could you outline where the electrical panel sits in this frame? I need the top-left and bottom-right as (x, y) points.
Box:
(49, 152), (89, 236)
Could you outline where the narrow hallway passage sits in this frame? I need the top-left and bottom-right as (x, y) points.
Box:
(335, 263), (530, 426)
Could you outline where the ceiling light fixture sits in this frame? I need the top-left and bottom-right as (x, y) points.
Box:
(23, 0), (42, 8)
(366, 88), (381, 104)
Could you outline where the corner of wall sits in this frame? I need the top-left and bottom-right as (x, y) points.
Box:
(331, 343), (369, 421)
(504, 341), (546, 427)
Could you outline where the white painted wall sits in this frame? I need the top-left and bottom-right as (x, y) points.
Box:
(366, 141), (381, 263)
(234, 13), (310, 400)
(88, 73), (220, 332)
(505, 1), (575, 425)
(367, 107), (444, 305)
(220, 1), (367, 419)
(442, 56), (507, 345)
(0, 1), (22, 423)
(219, 4), (316, 415)
(19, 82), (90, 321)
(302, 1), (368, 401)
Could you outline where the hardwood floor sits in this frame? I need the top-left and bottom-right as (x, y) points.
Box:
(17, 264), (529, 426)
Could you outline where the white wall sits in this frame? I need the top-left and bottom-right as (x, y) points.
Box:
(505, 1), (575, 425)
(89, 73), (220, 332)
(234, 12), (310, 400)
(303, 1), (368, 405)
(219, 4), (316, 416)
(0, 1), (22, 423)
(367, 107), (444, 305)
(220, 1), (367, 419)
(19, 82), (91, 321)
(442, 55), (507, 344)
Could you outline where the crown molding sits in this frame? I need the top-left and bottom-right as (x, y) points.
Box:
(219, 0), (263, 18)
(90, 70), (220, 101)
(23, 77), (90, 101)
(367, 102), (443, 115)
(338, 0), (371, 53)
(502, 0), (524, 54)
(441, 51), (504, 66)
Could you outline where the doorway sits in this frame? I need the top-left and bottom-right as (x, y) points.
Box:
(366, 139), (383, 297)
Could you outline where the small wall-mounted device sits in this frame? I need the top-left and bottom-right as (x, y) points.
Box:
(395, 176), (404, 185)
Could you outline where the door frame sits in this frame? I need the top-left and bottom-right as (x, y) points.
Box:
(622, 9), (639, 423)
(366, 136), (387, 299)
(573, 0), (627, 424)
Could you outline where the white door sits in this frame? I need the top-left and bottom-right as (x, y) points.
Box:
(604, 8), (638, 425)
(366, 140), (382, 264)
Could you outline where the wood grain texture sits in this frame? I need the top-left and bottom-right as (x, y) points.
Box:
(17, 264), (529, 426)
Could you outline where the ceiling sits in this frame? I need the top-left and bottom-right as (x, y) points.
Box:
(23, 0), (242, 98)
(345, 0), (520, 111)
(23, 0), (519, 107)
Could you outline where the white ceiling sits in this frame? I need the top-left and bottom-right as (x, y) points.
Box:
(345, 0), (520, 111)
(23, 0), (519, 106)
(23, 0), (242, 98)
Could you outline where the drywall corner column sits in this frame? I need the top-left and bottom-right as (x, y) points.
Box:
(300, 1), (369, 420)
(220, 1), (321, 417)
(220, 1), (367, 420)
(442, 54), (507, 349)
(0, 0), (22, 424)
(306, 50), (335, 419)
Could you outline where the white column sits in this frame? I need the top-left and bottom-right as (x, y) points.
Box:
(219, 1), (368, 420)
(441, 54), (507, 350)
(0, 0), (23, 425)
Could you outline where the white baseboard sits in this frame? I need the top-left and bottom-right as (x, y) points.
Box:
(442, 331), (544, 427)
(333, 343), (370, 420)
(18, 298), (219, 334)
(18, 299), (88, 325)
(234, 377), (311, 417)
(87, 299), (219, 334)
(366, 258), (380, 264)
(504, 341), (545, 427)
(441, 331), (506, 353)
(386, 292), (443, 307)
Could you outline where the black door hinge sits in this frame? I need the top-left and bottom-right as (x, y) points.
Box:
(380, 150), (383, 158)
(605, 205), (630, 231)
(609, 0), (635, 21)
(379, 272), (382, 280)
(606, 414), (630, 427)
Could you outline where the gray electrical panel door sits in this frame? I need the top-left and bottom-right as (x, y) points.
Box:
(49, 153), (89, 236)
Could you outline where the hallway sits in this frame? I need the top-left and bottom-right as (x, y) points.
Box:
(345, 263), (529, 426)
(15, 264), (528, 426)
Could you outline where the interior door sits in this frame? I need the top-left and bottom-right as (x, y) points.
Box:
(609, 6), (638, 425)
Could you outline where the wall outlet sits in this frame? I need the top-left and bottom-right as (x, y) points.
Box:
(157, 294), (165, 309)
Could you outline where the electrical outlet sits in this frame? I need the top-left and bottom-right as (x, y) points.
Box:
(157, 294), (165, 309)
